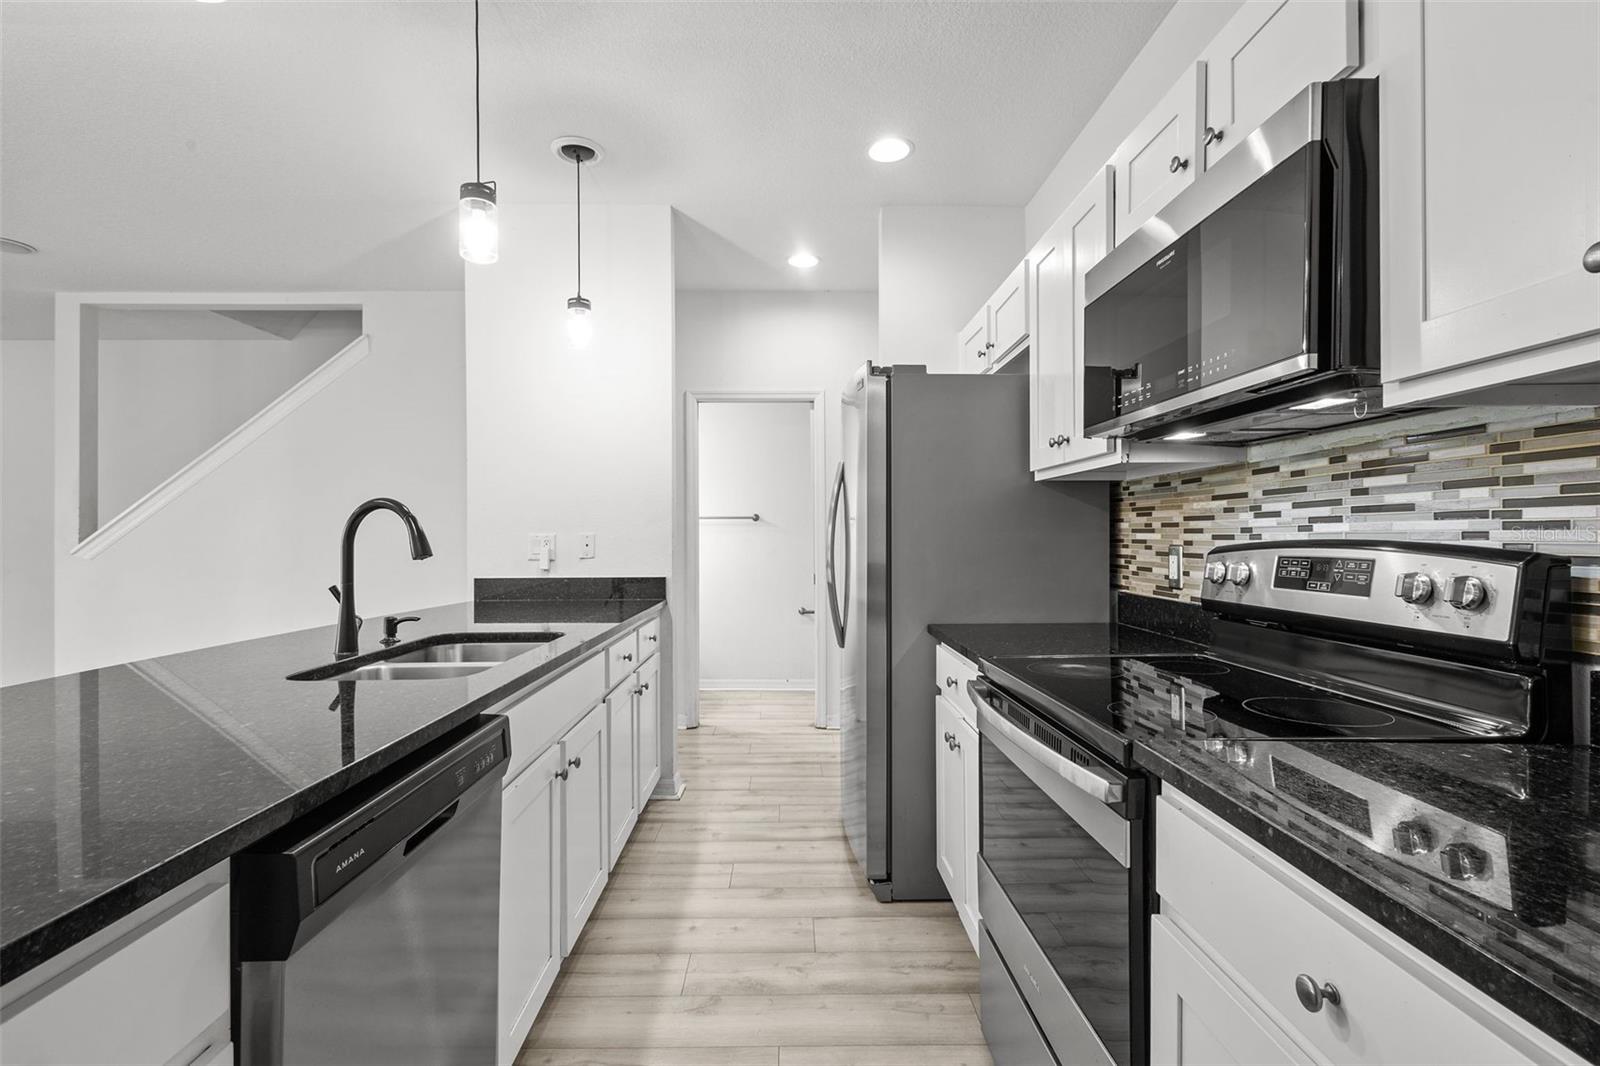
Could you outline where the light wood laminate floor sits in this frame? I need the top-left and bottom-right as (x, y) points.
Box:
(518, 691), (993, 1066)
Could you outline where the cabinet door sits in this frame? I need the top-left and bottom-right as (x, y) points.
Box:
(606, 680), (638, 869)
(958, 307), (991, 373)
(955, 714), (980, 952)
(1031, 166), (1117, 472)
(1112, 63), (1204, 245)
(499, 745), (563, 1066)
(1386, 0), (1600, 385)
(560, 703), (607, 954)
(635, 657), (661, 802)
(1200, 0), (1358, 171)
(933, 697), (963, 905)
(1151, 915), (1313, 1066)
(989, 260), (1029, 363)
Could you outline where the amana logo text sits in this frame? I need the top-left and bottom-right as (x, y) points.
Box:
(335, 847), (366, 874)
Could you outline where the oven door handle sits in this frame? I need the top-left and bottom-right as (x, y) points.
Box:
(970, 680), (1126, 807)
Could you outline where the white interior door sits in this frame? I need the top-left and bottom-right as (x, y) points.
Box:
(697, 401), (817, 694)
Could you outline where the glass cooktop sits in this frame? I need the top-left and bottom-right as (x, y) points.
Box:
(984, 654), (1495, 743)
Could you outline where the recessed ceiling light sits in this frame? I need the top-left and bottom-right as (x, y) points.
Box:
(788, 251), (819, 269)
(868, 137), (913, 163)
(1164, 430), (1207, 441)
(1288, 395), (1360, 411)
(0, 238), (38, 255)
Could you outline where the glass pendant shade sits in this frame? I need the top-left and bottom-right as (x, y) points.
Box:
(566, 296), (594, 350)
(458, 181), (499, 265)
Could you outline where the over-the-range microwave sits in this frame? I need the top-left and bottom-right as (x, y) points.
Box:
(1083, 79), (1389, 444)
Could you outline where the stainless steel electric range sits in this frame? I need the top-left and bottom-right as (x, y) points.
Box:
(970, 540), (1576, 1066)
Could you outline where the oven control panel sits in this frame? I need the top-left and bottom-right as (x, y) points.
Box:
(1200, 543), (1522, 645)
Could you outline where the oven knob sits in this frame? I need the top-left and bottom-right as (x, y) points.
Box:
(1445, 575), (1488, 611)
(1392, 820), (1435, 856)
(1395, 572), (1434, 606)
(1440, 842), (1490, 881)
(1204, 560), (1228, 585)
(1226, 562), (1252, 588)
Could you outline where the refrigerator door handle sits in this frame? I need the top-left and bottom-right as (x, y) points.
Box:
(825, 460), (849, 649)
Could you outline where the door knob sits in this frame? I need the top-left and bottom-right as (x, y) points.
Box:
(1585, 240), (1600, 273)
(798, 607), (816, 616)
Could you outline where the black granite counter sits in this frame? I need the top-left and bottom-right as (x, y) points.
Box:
(927, 622), (1203, 664)
(0, 597), (663, 983)
(1135, 735), (1600, 1058)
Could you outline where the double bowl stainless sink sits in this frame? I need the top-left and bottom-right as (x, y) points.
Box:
(288, 633), (564, 682)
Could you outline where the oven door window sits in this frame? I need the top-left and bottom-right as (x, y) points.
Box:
(980, 736), (1132, 1066)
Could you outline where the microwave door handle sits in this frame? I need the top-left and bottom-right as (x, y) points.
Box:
(970, 681), (1126, 807)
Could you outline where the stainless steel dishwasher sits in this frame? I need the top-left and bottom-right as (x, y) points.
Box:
(235, 716), (510, 1065)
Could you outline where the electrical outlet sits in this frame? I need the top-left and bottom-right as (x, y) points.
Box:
(1167, 544), (1184, 590)
(578, 533), (596, 560)
(528, 533), (556, 562)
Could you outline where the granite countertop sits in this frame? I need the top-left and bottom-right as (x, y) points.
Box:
(930, 619), (1600, 1056)
(0, 596), (664, 984)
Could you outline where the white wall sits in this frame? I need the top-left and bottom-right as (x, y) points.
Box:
(97, 312), (361, 520)
(697, 401), (815, 689)
(51, 292), (468, 674)
(465, 204), (674, 581)
(672, 287), (877, 724)
(1024, 0), (1244, 245)
(877, 206), (1023, 372)
(2, 339), (56, 684)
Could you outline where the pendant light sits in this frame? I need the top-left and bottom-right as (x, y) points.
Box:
(559, 140), (598, 349)
(458, 0), (498, 265)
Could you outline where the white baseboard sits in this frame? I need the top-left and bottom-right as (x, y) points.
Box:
(698, 679), (817, 692)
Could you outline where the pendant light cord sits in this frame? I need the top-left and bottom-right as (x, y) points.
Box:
(474, 0), (482, 182)
(574, 152), (583, 297)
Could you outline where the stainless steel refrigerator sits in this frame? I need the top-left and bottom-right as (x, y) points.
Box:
(825, 364), (1111, 901)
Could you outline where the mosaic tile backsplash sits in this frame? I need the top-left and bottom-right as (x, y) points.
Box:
(1114, 407), (1600, 656)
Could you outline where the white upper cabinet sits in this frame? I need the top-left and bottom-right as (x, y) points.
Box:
(988, 261), (1029, 366)
(1200, 0), (1359, 171)
(1383, 0), (1600, 402)
(958, 307), (991, 373)
(1112, 63), (1204, 246)
(1031, 167), (1116, 471)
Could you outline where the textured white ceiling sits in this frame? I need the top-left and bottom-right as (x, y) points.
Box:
(0, 0), (1172, 337)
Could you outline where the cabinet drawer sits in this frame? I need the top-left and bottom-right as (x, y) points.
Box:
(1, 876), (229, 1066)
(496, 654), (607, 780)
(935, 644), (981, 727)
(1156, 791), (1578, 1065)
(637, 618), (661, 662)
(607, 631), (641, 688)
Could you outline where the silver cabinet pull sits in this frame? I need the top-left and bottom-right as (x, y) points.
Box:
(1585, 240), (1600, 273)
(945, 675), (957, 688)
(568, 756), (582, 769)
(1169, 155), (1190, 173)
(1203, 126), (1224, 146)
(1294, 974), (1341, 1013)
(555, 768), (569, 781)
(621, 652), (634, 662)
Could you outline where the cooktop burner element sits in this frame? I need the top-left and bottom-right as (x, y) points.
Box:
(1142, 658), (1230, 677)
(1241, 696), (1397, 729)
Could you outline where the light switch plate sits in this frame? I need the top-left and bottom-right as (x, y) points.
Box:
(578, 533), (596, 559)
(1167, 544), (1183, 590)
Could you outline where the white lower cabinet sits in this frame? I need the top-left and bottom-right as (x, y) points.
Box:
(635, 655), (662, 801)
(498, 744), (563, 1066)
(1155, 790), (1583, 1065)
(559, 702), (608, 954)
(933, 646), (981, 953)
(1151, 915), (1312, 1066)
(606, 677), (638, 868)
(0, 871), (230, 1066)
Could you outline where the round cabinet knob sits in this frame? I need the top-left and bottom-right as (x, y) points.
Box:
(1295, 974), (1341, 1013)
(1584, 240), (1600, 273)
(1203, 560), (1228, 585)
(568, 756), (582, 769)
(1441, 842), (1490, 881)
(622, 652), (634, 662)
(946, 676), (957, 688)
(1169, 155), (1190, 173)
(1445, 575), (1488, 611)
(1226, 562), (1252, 588)
(555, 768), (570, 781)
(1392, 819), (1435, 856)
(1203, 126), (1225, 146)
(1395, 572), (1434, 605)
